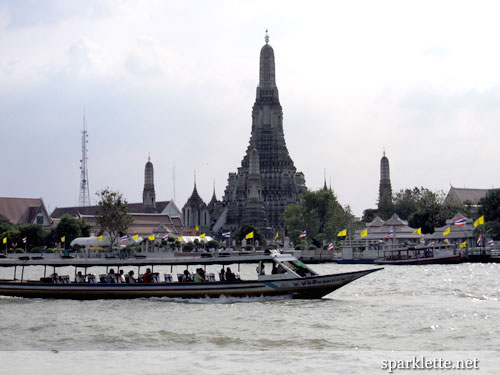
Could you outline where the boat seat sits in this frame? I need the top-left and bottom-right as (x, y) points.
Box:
(87, 274), (97, 283)
(151, 273), (160, 283)
(164, 274), (173, 283)
(60, 275), (70, 284)
(207, 273), (215, 282)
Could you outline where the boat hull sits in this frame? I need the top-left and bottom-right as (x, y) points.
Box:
(0, 268), (382, 300)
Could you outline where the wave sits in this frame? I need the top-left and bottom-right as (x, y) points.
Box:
(149, 294), (293, 304)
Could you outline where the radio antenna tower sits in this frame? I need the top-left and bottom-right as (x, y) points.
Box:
(79, 111), (91, 206)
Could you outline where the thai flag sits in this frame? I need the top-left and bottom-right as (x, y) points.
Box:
(120, 235), (129, 242)
(22, 237), (27, 244)
(327, 243), (334, 251)
(386, 231), (394, 238)
(299, 230), (307, 238)
(162, 234), (169, 240)
(222, 231), (231, 238)
(488, 239), (494, 247)
(427, 241), (435, 246)
(454, 217), (467, 226)
(477, 234), (482, 245)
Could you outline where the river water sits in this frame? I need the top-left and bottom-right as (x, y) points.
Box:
(0, 263), (499, 374)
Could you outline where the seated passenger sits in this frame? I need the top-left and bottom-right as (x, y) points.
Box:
(75, 271), (86, 283)
(220, 267), (226, 281)
(142, 268), (152, 283)
(107, 268), (116, 283)
(225, 267), (236, 282)
(182, 269), (191, 282)
(128, 270), (136, 283)
(118, 269), (126, 283)
(193, 268), (205, 283)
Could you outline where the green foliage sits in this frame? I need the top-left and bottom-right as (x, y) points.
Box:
(294, 244), (305, 250)
(206, 239), (220, 249)
(244, 245), (253, 251)
(183, 242), (194, 252)
(14, 248), (24, 253)
(234, 225), (265, 245)
(30, 247), (42, 253)
(53, 214), (90, 247)
(0, 214), (13, 234)
(392, 187), (465, 233)
(308, 245), (317, 250)
(479, 190), (500, 240)
(362, 208), (378, 223)
(96, 189), (133, 250)
(282, 189), (356, 245)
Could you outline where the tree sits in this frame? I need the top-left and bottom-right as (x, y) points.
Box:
(282, 189), (356, 246)
(392, 187), (465, 233)
(96, 189), (133, 250)
(234, 225), (265, 246)
(478, 190), (500, 240)
(362, 208), (378, 223)
(52, 214), (92, 247)
(0, 214), (13, 234)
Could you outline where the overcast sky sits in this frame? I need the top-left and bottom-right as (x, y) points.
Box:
(1, 0), (499, 217)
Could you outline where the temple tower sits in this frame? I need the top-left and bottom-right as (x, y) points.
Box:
(378, 150), (393, 218)
(218, 32), (306, 236)
(142, 155), (156, 213)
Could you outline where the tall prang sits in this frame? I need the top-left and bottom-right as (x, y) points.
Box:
(217, 32), (306, 236)
(378, 150), (393, 218)
(142, 155), (156, 213)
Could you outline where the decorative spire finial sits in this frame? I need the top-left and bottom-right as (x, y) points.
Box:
(148, 152), (150, 162)
(265, 29), (269, 44)
(383, 147), (386, 157)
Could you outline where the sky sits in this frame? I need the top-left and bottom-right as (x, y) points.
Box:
(1, 0), (500, 217)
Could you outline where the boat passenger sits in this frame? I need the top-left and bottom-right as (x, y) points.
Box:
(107, 269), (116, 283)
(225, 267), (236, 282)
(181, 269), (191, 282)
(271, 263), (278, 274)
(256, 263), (265, 275)
(193, 268), (205, 283)
(142, 268), (152, 283)
(75, 271), (86, 283)
(118, 269), (126, 283)
(220, 268), (225, 281)
(128, 270), (136, 283)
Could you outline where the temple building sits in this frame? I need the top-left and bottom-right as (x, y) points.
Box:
(51, 157), (183, 237)
(182, 183), (210, 234)
(377, 151), (393, 218)
(213, 32), (306, 236)
(142, 155), (156, 213)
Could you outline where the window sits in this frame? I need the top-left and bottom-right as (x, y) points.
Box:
(36, 216), (44, 225)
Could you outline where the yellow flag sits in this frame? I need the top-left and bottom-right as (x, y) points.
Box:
(413, 228), (422, 235)
(133, 234), (139, 241)
(2, 237), (6, 244)
(195, 225), (199, 232)
(245, 231), (254, 239)
(97, 235), (103, 241)
(444, 238), (449, 244)
(360, 229), (368, 238)
(148, 234), (155, 241)
(177, 236), (183, 242)
(460, 241), (467, 248)
(443, 226), (450, 236)
(61, 236), (65, 243)
(200, 233), (206, 239)
(337, 229), (347, 237)
(473, 216), (484, 228)
(274, 232), (279, 240)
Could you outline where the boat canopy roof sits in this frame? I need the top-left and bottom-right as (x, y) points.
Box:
(0, 253), (292, 268)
